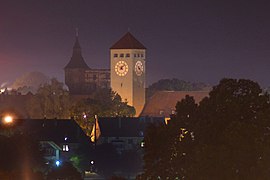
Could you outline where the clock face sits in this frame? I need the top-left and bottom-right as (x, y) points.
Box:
(135, 61), (144, 76)
(115, 61), (129, 76)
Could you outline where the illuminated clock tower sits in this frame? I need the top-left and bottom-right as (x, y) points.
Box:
(110, 32), (146, 116)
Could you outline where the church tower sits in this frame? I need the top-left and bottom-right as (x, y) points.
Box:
(110, 32), (146, 116)
(64, 33), (90, 94)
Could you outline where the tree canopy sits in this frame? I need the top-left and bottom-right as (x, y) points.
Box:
(140, 78), (270, 179)
(27, 78), (70, 119)
(147, 78), (209, 98)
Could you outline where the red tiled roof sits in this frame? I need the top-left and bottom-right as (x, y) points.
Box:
(110, 32), (146, 49)
(141, 91), (209, 117)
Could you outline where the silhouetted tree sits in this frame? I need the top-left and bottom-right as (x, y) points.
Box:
(47, 162), (82, 180)
(140, 78), (270, 179)
(147, 78), (210, 99)
(27, 78), (70, 119)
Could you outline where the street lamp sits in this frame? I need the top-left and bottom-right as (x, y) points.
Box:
(3, 115), (13, 124)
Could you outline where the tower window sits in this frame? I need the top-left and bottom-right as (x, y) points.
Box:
(120, 53), (124, 57)
(126, 53), (130, 57)
(114, 54), (118, 58)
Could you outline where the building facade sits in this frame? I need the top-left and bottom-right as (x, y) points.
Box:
(110, 32), (146, 116)
(64, 35), (110, 95)
(64, 32), (146, 116)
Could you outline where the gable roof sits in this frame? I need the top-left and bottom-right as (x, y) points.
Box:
(19, 119), (89, 144)
(98, 117), (164, 137)
(141, 91), (209, 117)
(110, 32), (146, 49)
(64, 37), (90, 69)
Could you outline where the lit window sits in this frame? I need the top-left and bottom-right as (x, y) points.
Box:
(120, 53), (124, 57)
(62, 145), (69, 152)
(141, 141), (145, 148)
(114, 54), (118, 57)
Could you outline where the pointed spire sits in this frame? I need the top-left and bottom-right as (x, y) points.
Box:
(76, 27), (79, 37)
(73, 28), (81, 49)
(64, 31), (89, 69)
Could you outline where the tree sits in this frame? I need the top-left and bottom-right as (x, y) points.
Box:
(140, 78), (270, 179)
(47, 162), (82, 180)
(147, 78), (210, 99)
(71, 88), (135, 137)
(27, 78), (71, 119)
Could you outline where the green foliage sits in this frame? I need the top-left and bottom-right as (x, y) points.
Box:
(140, 78), (270, 179)
(27, 78), (71, 119)
(147, 78), (209, 98)
(71, 88), (135, 137)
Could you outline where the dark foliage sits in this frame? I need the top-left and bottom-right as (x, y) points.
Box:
(147, 78), (209, 99)
(0, 133), (45, 179)
(140, 78), (270, 179)
(47, 162), (82, 180)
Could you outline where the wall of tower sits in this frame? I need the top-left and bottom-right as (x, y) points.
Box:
(110, 49), (146, 116)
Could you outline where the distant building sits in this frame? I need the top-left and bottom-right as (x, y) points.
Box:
(110, 32), (146, 116)
(19, 119), (90, 167)
(98, 117), (165, 153)
(64, 34), (110, 95)
(64, 32), (146, 116)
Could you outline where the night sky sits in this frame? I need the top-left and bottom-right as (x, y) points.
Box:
(1, 0), (270, 87)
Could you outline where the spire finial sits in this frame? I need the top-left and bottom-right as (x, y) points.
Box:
(76, 27), (79, 37)
(127, 27), (131, 32)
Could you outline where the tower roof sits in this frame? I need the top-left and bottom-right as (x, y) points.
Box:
(110, 32), (146, 49)
(64, 36), (90, 69)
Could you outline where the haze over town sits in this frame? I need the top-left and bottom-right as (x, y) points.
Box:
(1, 0), (270, 87)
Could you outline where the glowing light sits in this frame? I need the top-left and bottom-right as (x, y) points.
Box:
(90, 160), (94, 165)
(4, 115), (13, 124)
(55, 160), (60, 167)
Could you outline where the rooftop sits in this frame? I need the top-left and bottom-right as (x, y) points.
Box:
(110, 32), (146, 49)
(141, 91), (209, 117)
